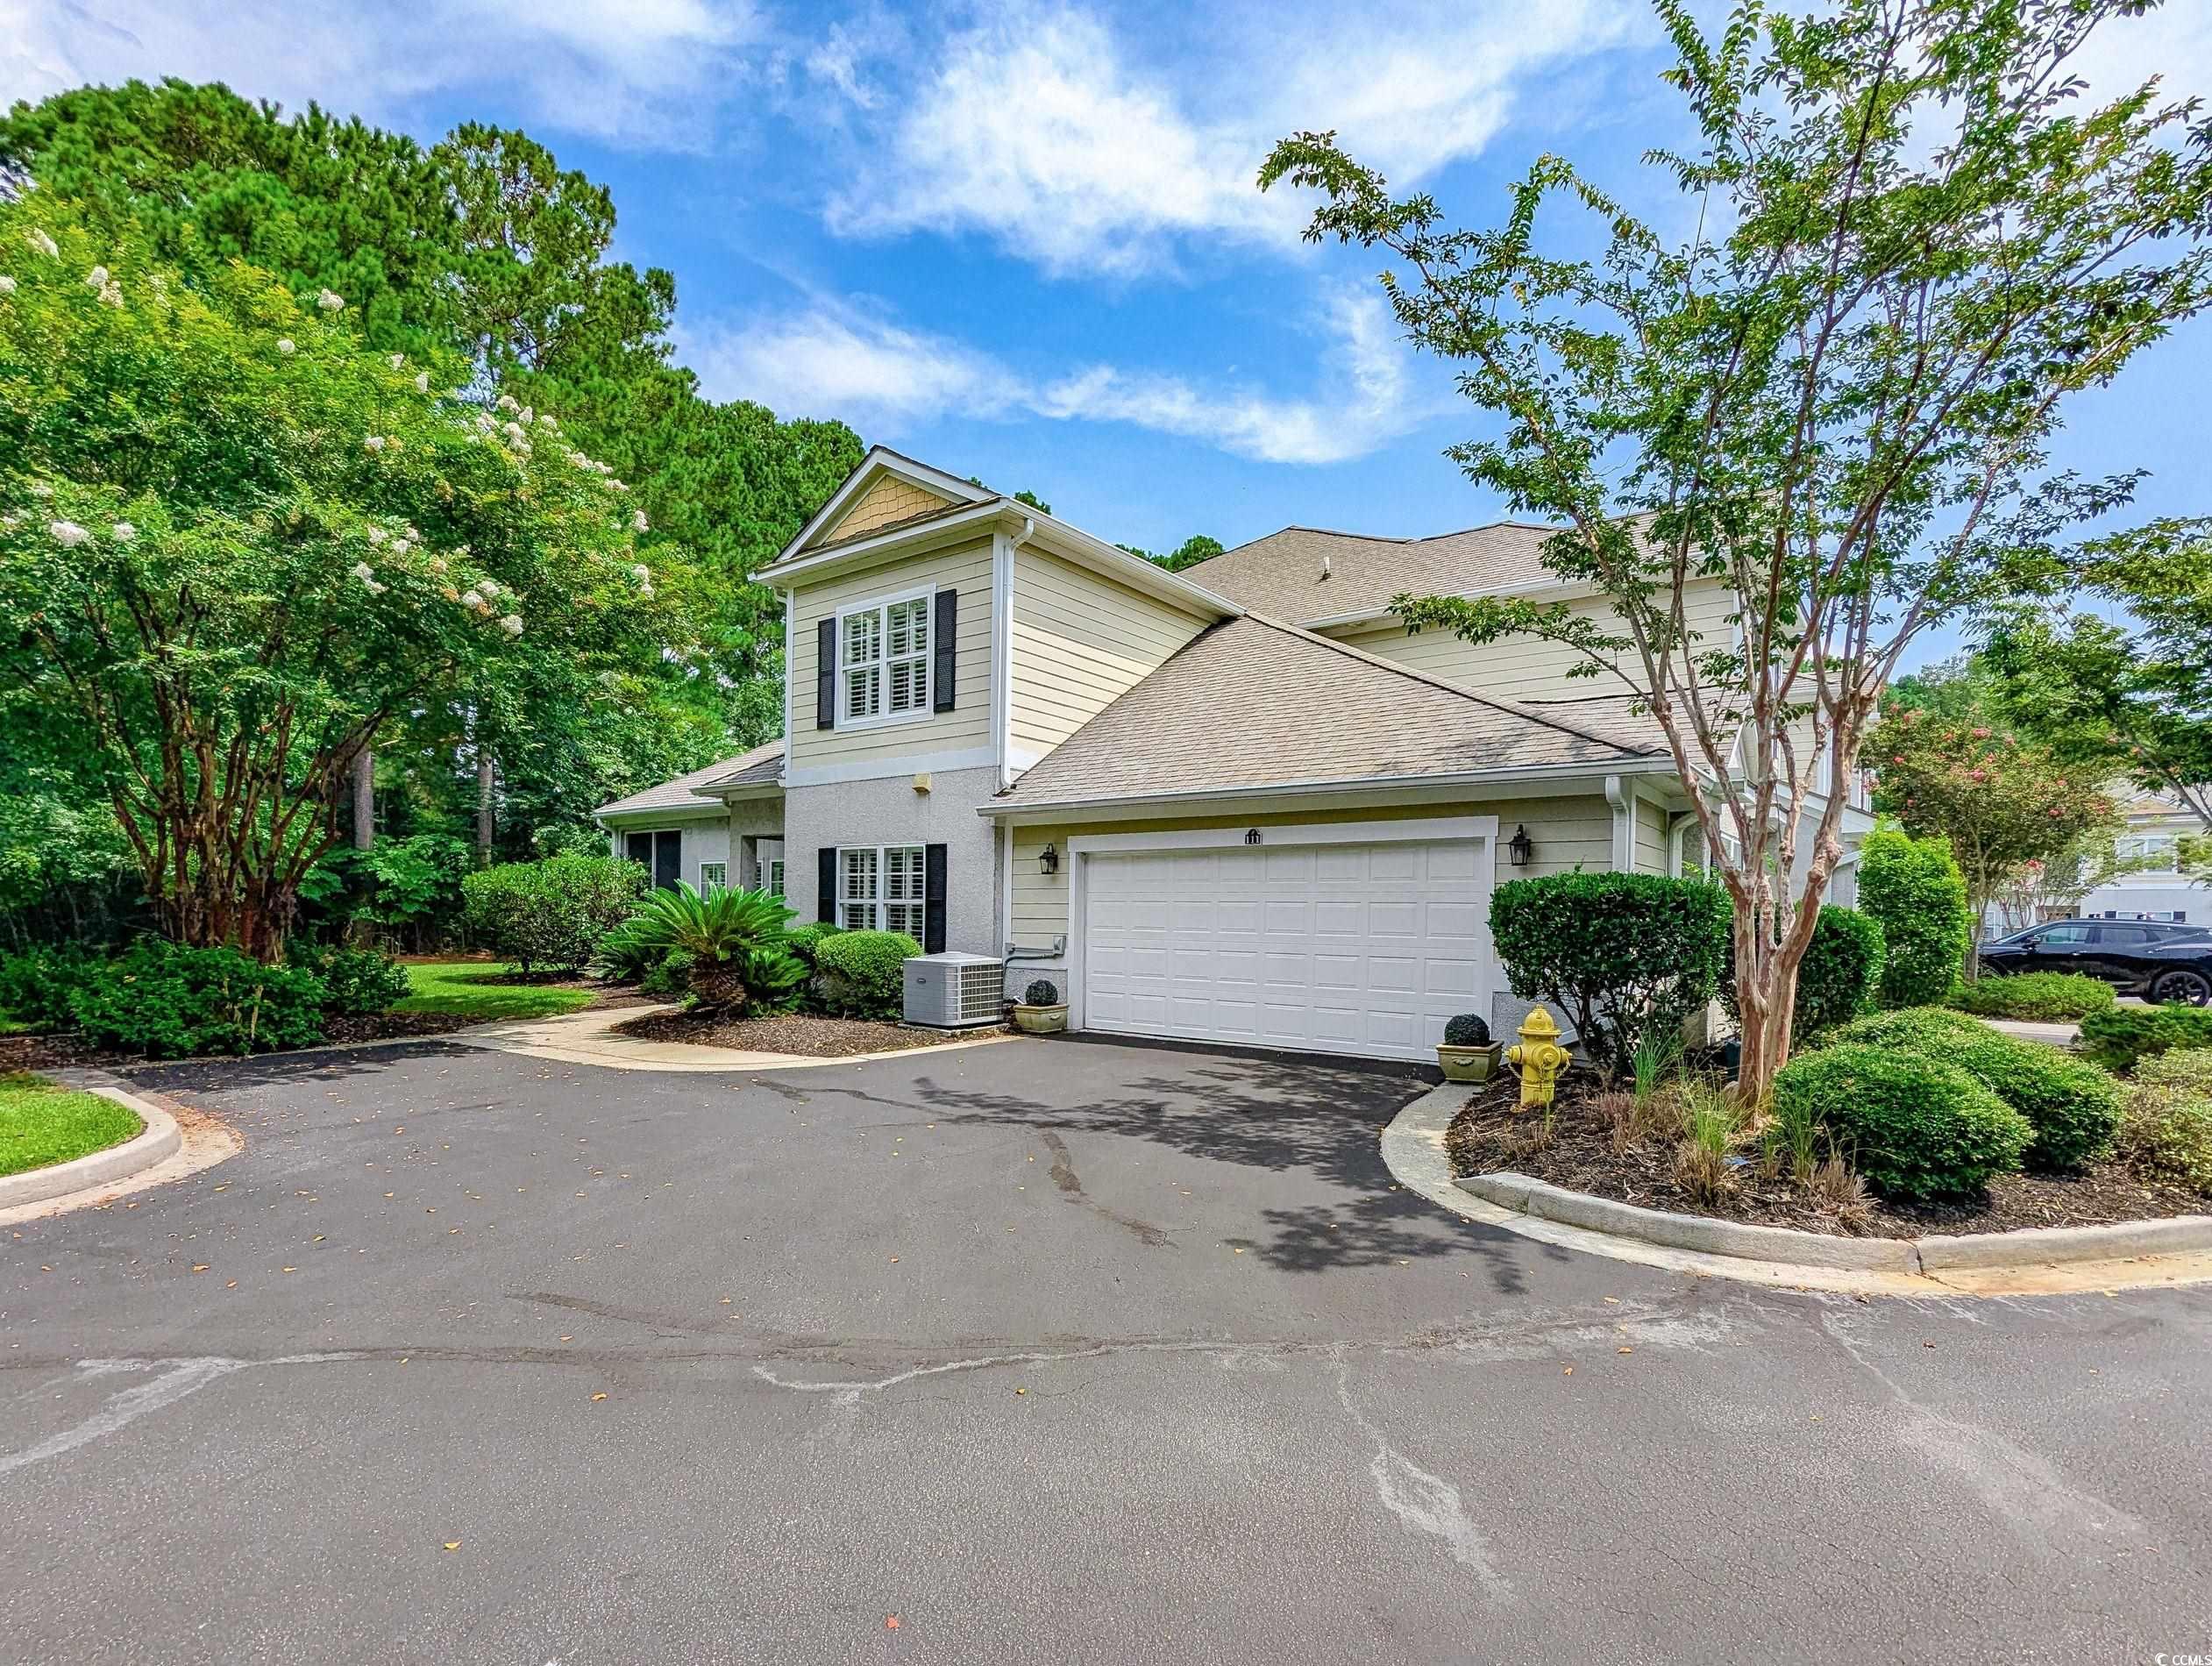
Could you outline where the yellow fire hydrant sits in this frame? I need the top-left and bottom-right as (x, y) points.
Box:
(1506, 1006), (1573, 1112)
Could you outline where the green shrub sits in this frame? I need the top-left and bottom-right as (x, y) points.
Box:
(1946, 972), (2116, 1022)
(639, 950), (694, 1001)
(2079, 1005), (2212, 1074)
(68, 942), (328, 1057)
(784, 921), (843, 972)
(2136, 1048), (2212, 1094)
(1490, 872), (1731, 1078)
(0, 944), (96, 1031)
(1724, 905), (1884, 1043)
(1773, 1043), (2031, 1201)
(1859, 829), (1972, 1008)
(461, 854), (648, 972)
(814, 929), (922, 1020)
(1443, 1013), (1492, 1048)
(2117, 1081), (2212, 1197)
(285, 943), (409, 1017)
(1834, 1007), (2123, 1172)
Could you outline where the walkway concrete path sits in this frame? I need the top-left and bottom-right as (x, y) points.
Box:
(456, 1001), (1019, 1072)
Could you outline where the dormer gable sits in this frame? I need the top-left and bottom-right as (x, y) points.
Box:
(786, 446), (993, 559)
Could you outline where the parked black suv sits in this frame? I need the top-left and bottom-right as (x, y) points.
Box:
(1979, 919), (2212, 1006)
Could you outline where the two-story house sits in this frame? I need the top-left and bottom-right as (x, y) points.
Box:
(597, 445), (1874, 1063)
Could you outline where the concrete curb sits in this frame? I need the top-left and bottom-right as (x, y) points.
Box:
(1381, 1082), (2212, 1297)
(454, 1003), (1024, 1073)
(1455, 1171), (1922, 1273)
(0, 1081), (180, 1208)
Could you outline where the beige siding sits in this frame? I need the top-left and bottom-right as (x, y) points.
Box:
(1008, 548), (1208, 760)
(1634, 795), (1669, 873)
(786, 538), (993, 772)
(812, 473), (957, 547)
(1009, 795), (1614, 948)
(1329, 581), (1737, 701)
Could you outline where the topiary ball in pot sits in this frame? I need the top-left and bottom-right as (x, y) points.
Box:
(1023, 978), (1061, 1007)
(1437, 1013), (1501, 1082)
(1012, 975), (1067, 1034)
(1443, 1014), (1491, 1049)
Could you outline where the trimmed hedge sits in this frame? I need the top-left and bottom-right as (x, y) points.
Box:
(461, 854), (648, 973)
(1947, 972), (2116, 1022)
(1834, 1007), (2123, 1173)
(1490, 872), (1730, 1077)
(1773, 1043), (2032, 1201)
(2119, 1064), (2212, 1198)
(1858, 829), (1972, 1008)
(2078, 1004), (2212, 1075)
(784, 921), (843, 975)
(814, 929), (921, 1020)
(68, 942), (328, 1057)
(1725, 905), (1884, 1043)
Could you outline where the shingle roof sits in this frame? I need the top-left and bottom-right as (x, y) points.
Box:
(1184, 523), (1566, 623)
(992, 615), (1662, 811)
(594, 741), (783, 818)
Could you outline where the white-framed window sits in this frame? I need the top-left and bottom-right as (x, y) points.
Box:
(2117, 833), (2179, 869)
(698, 861), (727, 892)
(841, 844), (925, 936)
(839, 589), (932, 725)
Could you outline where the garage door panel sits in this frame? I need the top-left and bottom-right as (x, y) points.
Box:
(1083, 835), (1493, 1063)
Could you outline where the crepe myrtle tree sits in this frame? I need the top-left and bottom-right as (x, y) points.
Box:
(0, 200), (680, 958)
(1867, 707), (2117, 972)
(1260, 0), (2212, 1100)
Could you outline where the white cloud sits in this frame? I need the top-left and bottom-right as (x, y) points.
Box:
(0, 0), (763, 148)
(682, 287), (1444, 465)
(814, 0), (1641, 276)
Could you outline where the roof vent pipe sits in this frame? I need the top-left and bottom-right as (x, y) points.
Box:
(1320, 554), (1331, 580)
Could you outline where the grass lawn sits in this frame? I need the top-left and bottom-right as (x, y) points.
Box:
(0, 1072), (141, 1178)
(390, 961), (598, 1022)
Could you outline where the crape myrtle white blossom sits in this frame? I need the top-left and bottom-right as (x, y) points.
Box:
(364, 436), (385, 452)
(25, 229), (57, 259)
(276, 338), (295, 355)
(48, 521), (89, 547)
(317, 288), (344, 313)
(390, 354), (404, 369)
(415, 372), (430, 395)
(0, 276), (16, 295)
(499, 614), (523, 637)
(631, 509), (649, 533)
(84, 266), (108, 288)
(110, 522), (136, 543)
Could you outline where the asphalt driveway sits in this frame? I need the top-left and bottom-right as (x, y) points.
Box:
(4, 1034), (2209, 1663)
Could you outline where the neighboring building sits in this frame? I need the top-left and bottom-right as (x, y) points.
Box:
(597, 445), (1876, 1063)
(2073, 791), (2205, 924)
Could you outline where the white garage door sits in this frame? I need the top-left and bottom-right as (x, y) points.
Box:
(1078, 834), (1492, 1062)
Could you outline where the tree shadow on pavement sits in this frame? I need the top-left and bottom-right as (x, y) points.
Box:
(911, 1044), (1551, 1292)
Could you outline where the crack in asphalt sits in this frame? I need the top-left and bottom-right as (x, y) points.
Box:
(1037, 1128), (1172, 1247)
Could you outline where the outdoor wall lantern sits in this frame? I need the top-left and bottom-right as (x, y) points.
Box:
(1508, 824), (1534, 867)
(1040, 842), (1060, 875)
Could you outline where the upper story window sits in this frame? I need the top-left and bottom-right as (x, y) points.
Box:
(842, 591), (931, 724)
(2117, 833), (2179, 870)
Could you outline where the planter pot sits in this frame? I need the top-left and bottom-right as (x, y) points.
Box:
(1012, 1003), (1069, 1035)
(1437, 1041), (1503, 1083)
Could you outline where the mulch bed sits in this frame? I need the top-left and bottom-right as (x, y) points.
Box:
(0, 1008), (490, 1072)
(615, 1009), (1009, 1057)
(1446, 1076), (2207, 1238)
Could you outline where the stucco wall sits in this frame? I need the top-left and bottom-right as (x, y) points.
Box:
(783, 766), (1001, 955)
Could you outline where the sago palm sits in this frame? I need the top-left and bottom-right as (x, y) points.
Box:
(598, 884), (803, 1015)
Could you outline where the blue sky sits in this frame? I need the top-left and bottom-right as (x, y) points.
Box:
(11, 0), (2209, 669)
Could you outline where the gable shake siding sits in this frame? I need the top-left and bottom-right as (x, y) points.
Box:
(817, 473), (957, 545)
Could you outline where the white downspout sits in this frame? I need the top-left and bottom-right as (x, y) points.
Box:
(1606, 774), (1636, 872)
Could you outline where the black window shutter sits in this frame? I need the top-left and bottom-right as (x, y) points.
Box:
(922, 843), (948, 953)
(817, 847), (837, 924)
(815, 617), (836, 729)
(933, 590), (957, 713)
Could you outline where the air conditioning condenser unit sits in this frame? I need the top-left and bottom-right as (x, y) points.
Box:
(901, 952), (1006, 1029)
